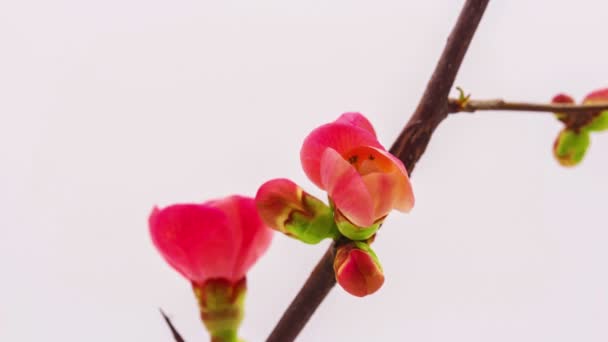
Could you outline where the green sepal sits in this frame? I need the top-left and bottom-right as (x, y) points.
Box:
(286, 195), (340, 244)
(352, 241), (383, 271)
(336, 218), (381, 241)
(193, 278), (247, 342)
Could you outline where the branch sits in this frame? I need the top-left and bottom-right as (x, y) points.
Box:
(389, 0), (490, 171)
(266, 1), (490, 341)
(448, 98), (608, 114)
(266, 244), (337, 342)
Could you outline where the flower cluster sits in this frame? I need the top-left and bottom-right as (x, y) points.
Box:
(256, 113), (415, 296)
(552, 88), (608, 166)
(148, 112), (415, 342)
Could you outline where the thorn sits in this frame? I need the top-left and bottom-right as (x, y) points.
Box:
(160, 308), (186, 342)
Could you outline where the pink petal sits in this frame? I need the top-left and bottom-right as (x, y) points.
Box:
(584, 88), (608, 104)
(344, 145), (414, 216)
(364, 147), (414, 213)
(207, 196), (273, 281)
(301, 121), (383, 189)
(320, 148), (375, 227)
(149, 204), (238, 285)
(335, 112), (377, 138)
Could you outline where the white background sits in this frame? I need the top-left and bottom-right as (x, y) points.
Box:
(2, 1), (608, 341)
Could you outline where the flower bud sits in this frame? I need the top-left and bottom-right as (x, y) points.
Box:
(255, 178), (339, 244)
(583, 91), (608, 132)
(552, 93), (575, 124)
(553, 129), (590, 167)
(586, 112), (608, 132)
(193, 278), (247, 342)
(334, 241), (384, 297)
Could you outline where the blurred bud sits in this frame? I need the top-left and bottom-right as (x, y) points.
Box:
(333, 207), (381, 241)
(255, 178), (339, 244)
(553, 129), (590, 167)
(334, 241), (384, 297)
(551, 93), (575, 124)
(193, 278), (247, 342)
(586, 112), (608, 132)
(552, 93), (575, 104)
(583, 89), (608, 132)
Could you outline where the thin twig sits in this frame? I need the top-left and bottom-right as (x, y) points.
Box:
(448, 98), (608, 114)
(160, 309), (186, 342)
(266, 1), (490, 341)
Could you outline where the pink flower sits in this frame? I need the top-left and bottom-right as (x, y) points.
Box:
(149, 195), (273, 286)
(300, 112), (414, 228)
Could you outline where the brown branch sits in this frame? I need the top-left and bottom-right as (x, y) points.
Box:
(448, 98), (608, 114)
(266, 244), (337, 342)
(389, 0), (490, 171)
(266, 1), (490, 341)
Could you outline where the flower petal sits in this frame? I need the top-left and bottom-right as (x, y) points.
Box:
(149, 204), (238, 285)
(320, 148), (375, 227)
(335, 112), (377, 138)
(361, 147), (414, 214)
(301, 121), (383, 189)
(208, 196), (273, 281)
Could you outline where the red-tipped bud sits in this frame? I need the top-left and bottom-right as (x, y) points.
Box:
(552, 93), (575, 104)
(255, 178), (338, 244)
(334, 241), (384, 297)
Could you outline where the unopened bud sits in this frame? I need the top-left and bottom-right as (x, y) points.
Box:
(334, 241), (384, 297)
(255, 178), (338, 244)
(553, 129), (590, 167)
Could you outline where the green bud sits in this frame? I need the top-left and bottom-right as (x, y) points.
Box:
(586, 111), (608, 132)
(553, 129), (590, 167)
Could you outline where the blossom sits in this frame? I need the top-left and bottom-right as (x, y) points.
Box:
(300, 112), (414, 238)
(149, 195), (273, 341)
(149, 195), (273, 286)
